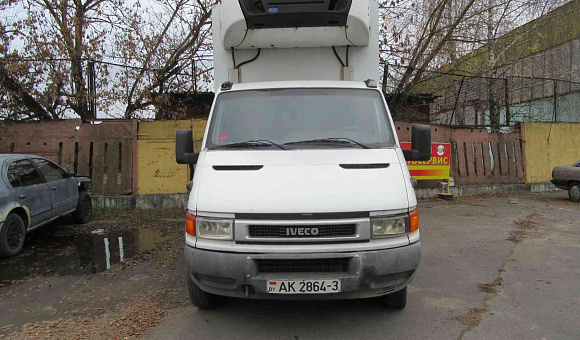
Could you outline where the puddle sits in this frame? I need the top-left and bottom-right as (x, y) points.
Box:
(0, 220), (179, 284)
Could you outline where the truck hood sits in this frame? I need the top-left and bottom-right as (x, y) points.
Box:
(193, 149), (411, 214)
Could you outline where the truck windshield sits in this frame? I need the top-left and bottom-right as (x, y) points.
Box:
(206, 88), (396, 150)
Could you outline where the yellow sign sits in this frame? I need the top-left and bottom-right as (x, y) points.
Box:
(401, 143), (451, 180)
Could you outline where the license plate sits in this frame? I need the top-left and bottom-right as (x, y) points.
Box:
(267, 279), (341, 294)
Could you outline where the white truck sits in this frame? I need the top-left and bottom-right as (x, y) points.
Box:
(176, 0), (431, 310)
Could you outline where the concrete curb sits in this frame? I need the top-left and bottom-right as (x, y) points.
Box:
(93, 194), (189, 210)
(416, 182), (558, 199)
(92, 182), (560, 209)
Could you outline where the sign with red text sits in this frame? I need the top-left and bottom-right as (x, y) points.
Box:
(400, 142), (451, 180)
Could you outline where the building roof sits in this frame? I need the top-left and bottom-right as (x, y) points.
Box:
(421, 0), (580, 83)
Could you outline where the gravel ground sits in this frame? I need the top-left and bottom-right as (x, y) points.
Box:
(1, 192), (579, 340)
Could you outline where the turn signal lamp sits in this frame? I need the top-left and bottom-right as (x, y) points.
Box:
(409, 209), (419, 233)
(186, 212), (196, 236)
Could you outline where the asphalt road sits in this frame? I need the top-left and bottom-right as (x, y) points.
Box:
(144, 192), (580, 340)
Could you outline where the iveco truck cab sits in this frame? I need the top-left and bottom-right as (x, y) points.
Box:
(176, 0), (431, 309)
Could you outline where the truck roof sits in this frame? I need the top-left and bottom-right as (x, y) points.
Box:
(221, 80), (375, 93)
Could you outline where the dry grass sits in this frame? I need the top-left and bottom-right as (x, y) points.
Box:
(507, 214), (541, 243)
(4, 299), (166, 340)
(507, 231), (524, 243)
(537, 197), (578, 206)
(514, 214), (539, 229)
(453, 307), (488, 327)
(478, 278), (503, 294)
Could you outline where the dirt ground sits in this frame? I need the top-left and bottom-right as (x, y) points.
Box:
(0, 209), (188, 339)
(0, 191), (579, 340)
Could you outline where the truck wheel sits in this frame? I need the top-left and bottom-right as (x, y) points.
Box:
(569, 183), (580, 202)
(0, 213), (26, 257)
(382, 286), (407, 309)
(72, 192), (92, 224)
(188, 274), (222, 310)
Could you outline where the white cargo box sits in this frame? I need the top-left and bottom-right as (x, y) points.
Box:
(213, 0), (379, 89)
(220, 0), (371, 49)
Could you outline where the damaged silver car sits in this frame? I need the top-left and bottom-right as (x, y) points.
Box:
(0, 154), (92, 257)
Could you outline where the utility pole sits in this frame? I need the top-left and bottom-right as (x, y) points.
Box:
(88, 60), (96, 119)
(487, 0), (499, 126)
(553, 80), (558, 122)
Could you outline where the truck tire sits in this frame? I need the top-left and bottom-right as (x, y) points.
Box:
(569, 183), (580, 202)
(0, 213), (26, 257)
(382, 286), (407, 309)
(188, 274), (222, 310)
(72, 192), (92, 224)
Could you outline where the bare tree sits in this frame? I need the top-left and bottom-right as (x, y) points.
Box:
(379, 0), (570, 121)
(113, 0), (216, 119)
(0, 0), (129, 121)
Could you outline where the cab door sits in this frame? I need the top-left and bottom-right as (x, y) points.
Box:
(31, 158), (78, 218)
(7, 159), (52, 227)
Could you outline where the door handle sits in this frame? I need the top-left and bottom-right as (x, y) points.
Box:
(18, 194), (26, 199)
(51, 186), (58, 191)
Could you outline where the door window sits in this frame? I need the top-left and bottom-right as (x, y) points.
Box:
(7, 164), (22, 187)
(31, 158), (67, 182)
(8, 160), (44, 187)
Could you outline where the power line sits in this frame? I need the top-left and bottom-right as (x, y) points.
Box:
(1, 57), (212, 77)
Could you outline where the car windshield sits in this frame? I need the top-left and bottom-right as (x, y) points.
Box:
(205, 88), (396, 150)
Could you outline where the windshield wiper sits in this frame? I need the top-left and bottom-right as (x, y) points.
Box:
(211, 140), (287, 150)
(284, 138), (370, 149)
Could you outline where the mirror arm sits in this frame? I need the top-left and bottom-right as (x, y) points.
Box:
(403, 150), (417, 162)
(402, 149), (416, 161)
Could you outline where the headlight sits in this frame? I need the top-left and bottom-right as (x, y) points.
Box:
(372, 216), (407, 237)
(196, 217), (234, 240)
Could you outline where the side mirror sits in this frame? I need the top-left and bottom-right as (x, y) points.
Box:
(402, 125), (431, 162)
(67, 170), (76, 177)
(176, 129), (199, 164)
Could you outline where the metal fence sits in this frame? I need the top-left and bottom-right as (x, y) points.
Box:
(0, 119), (528, 195)
(396, 122), (525, 186)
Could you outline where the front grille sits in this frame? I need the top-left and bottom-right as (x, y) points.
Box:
(248, 224), (356, 238)
(376, 286), (396, 295)
(256, 258), (350, 273)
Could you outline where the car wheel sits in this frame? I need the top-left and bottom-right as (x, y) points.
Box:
(72, 192), (92, 224)
(0, 213), (26, 257)
(188, 273), (222, 310)
(382, 286), (407, 309)
(569, 183), (580, 202)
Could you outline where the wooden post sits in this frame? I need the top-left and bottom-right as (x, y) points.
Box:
(449, 76), (465, 126)
(131, 119), (139, 208)
(504, 78), (510, 125)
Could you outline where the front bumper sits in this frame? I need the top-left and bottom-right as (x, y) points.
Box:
(185, 241), (421, 300)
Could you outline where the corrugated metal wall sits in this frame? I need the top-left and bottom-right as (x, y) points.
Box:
(522, 122), (580, 183)
(136, 120), (206, 195)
